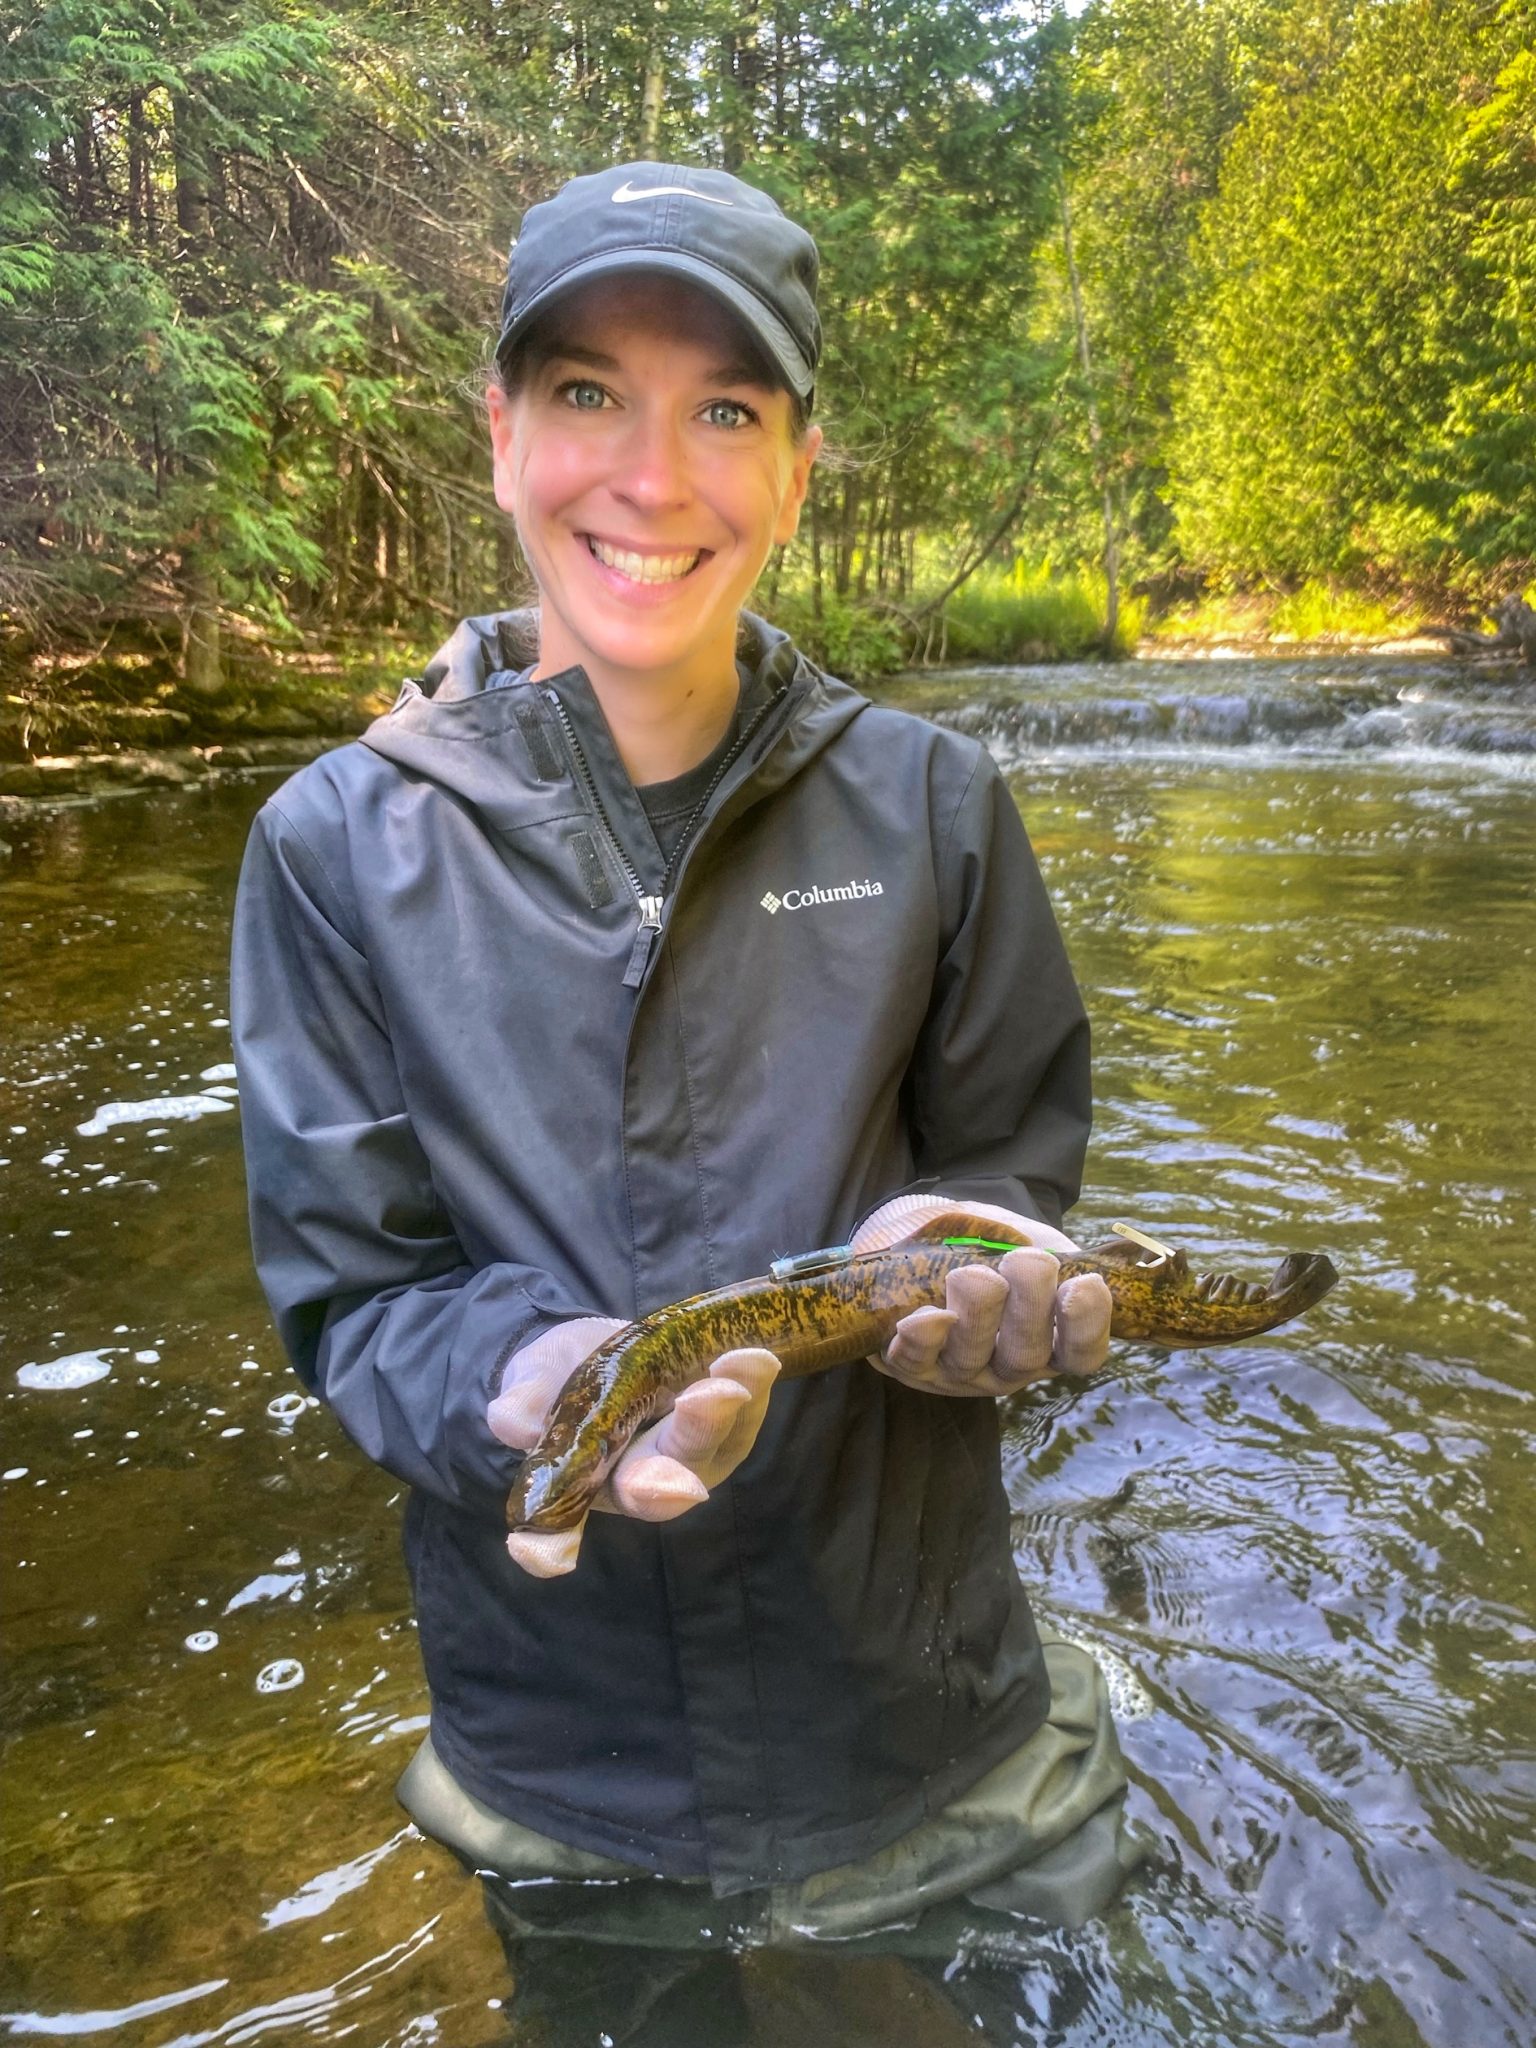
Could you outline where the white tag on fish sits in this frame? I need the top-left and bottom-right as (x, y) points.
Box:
(1110, 1222), (1177, 1266)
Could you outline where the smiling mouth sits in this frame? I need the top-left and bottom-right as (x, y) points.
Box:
(585, 536), (705, 585)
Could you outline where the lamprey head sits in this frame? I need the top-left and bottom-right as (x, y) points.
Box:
(1079, 1239), (1340, 1344)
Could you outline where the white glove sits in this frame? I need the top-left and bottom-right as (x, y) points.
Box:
(489, 1317), (780, 1578)
(851, 1196), (1112, 1395)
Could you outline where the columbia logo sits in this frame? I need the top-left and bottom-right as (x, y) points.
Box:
(759, 879), (885, 913)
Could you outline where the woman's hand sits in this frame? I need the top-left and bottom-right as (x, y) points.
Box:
(488, 1318), (780, 1578)
(852, 1195), (1112, 1396)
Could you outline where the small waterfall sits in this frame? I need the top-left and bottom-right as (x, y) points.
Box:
(913, 656), (1536, 761)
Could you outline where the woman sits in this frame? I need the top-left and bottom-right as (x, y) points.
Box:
(232, 161), (1139, 2038)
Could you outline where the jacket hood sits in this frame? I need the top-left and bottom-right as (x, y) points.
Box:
(416, 607), (541, 702)
(361, 609), (868, 821)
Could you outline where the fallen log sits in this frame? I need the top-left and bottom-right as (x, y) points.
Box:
(1423, 594), (1536, 665)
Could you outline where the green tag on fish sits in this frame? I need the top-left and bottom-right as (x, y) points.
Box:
(942, 1236), (1026, 1253)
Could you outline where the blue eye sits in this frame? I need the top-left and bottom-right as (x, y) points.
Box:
(561, 381), (609, 411)
(704, 399), (755, 429)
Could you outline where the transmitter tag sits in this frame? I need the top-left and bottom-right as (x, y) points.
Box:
(770, 1244), (856, 1282)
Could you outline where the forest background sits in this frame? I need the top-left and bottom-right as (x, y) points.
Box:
(2, 0), (1533, 738)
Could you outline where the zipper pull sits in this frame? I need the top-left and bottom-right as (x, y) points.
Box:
(621, 895), (664, 989)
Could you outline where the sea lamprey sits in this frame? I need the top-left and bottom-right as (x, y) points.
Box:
(505, 1212), (1339, 1534)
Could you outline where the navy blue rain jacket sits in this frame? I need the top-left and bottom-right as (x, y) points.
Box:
(231, 613), (1091, 1894)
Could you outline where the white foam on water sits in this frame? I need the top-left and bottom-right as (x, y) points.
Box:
(199, 1063), (238, 1082)
(1047, 1625), (1156, 1721)
(266, 1392), (308, 1424)
(17, 1350), (116, 1391)
(979, 734), (1536, 784)
(184, 1630), (220, 1653)
(76, 1094), (235, 1137)
(225, 1571), (306, 1615)
(257, 1658), (305, 1694)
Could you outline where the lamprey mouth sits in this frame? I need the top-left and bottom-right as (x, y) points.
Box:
(1185, 1250), (1339, 1314)
(1266, 1250), (1340, 1311)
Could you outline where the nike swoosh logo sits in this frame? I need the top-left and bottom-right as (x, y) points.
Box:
(612, 180), (734, 207)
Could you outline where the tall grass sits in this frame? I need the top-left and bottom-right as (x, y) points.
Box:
(759, 557), (1138, 677)
(932, 561), (1142, 663)
(1148, 579), (1429, 644)
(1269, 580), (1426, 641)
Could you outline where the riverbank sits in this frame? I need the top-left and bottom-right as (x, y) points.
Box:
(5, 643), (1532, 834)
(4, 576), (1526, 817)
(766, 569), (1509, 673)
(0, 639), (396, 809)
(0, 733), (353, 805)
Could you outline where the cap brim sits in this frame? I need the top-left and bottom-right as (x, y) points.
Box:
(496, 250), (815, 401)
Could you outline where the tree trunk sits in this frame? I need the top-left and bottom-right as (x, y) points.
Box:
(171, 93), (209, 254)
(382, 468), (401, 621)
(1060, 178), (1120, 654)
(877, 497), (897, 597)
(356, 459), (381, 617)
(772, 5), (786, 136)
(127, 94), (147, 242)
(641, 4), (665, 153)
(410, 479), (426, 603)
(856, 492), (875, 601)
(180, 546), (224, 696)
(835, 476), (858, 598)
(74, 113), (95, 221)
(721, 13), (765, 167)
(809, 485), (824, 627)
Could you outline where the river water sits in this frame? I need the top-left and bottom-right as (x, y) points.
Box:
(2, 654), (1533, 2046)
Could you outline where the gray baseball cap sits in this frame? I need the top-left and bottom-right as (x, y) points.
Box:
(496, 162), (821, 402)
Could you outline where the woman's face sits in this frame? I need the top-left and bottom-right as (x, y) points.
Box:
(487, 275), (821, 695)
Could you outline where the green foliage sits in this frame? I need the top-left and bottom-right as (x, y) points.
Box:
(4, 0), (1532, 680)
(1417, 13), (1536, 572)
(2, 0), (1075, 664)
(0, 0), (348, 642)
(757, 556), (1142, 674)
(1022, 0), (1274, 580)
(1167, 2), (1465, 579)
(1160, 0), (1533, 589)
(1268, 581), (1423, 642)
(765, 588), (908, 680)
(940, 560), (1143, 661)
(1030, 0), (1536, 602)
(1146, 579), (1427, 642)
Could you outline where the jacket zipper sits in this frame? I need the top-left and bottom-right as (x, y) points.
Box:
(545, 687), (781, 989)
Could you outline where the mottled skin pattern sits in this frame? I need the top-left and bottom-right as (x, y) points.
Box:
(505, 1218), (1339, 1532)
